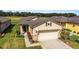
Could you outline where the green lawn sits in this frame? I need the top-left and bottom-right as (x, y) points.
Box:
(60, 39), (79, 49)
(0, 17), (26, 49)
(69, 35), (79, 49)
(68, 40), (79, 49)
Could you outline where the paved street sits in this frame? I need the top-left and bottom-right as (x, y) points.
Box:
(40, 39), (72, 49)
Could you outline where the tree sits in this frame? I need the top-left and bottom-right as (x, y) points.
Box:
(0, 10), (77, 17)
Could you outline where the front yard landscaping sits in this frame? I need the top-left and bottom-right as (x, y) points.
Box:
(60, 29), (79, 49)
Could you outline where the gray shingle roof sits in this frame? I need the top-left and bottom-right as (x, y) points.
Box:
(29, 17), (63, 28)
(67, 17), (79, 24)
(19, 16), (37, 25)
(20, 16), (79, 28)
(0, 17), (10, 23)
(20, 16), (63, 28)
(51, 16), (79, 24)
(52, 16), (68, 22)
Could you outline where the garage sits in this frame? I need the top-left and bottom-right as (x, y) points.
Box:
(38, 30), (59, 41)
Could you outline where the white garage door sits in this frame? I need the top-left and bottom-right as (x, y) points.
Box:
(38, 31), (59, 41)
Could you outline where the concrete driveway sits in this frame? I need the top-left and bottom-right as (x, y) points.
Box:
(40, 39), (72, 49)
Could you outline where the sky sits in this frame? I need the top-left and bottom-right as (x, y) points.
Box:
(0, 0), (79, 15)
(20, 10), (79, 15)
(3, 10), (79, 15)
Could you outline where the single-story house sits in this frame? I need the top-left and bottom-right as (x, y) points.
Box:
(19, 16), (67, 41)
(19, 16), (79, 41)
(0, 17), (11, 34)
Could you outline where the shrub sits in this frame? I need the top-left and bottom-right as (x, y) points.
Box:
(16, 30), (20, 35)
(60, 29), (70, 40)
(70, 35), (79, 41)
(27, 32), (32, 39)
(75, 39), (79, 43)
(73, 31), (76, 33)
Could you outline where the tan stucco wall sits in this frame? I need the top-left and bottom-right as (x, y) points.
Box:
(33, 21), (62, 35)
(20, 25), (24, 35)
(29, 26), (38, 41)
(32, 21), (62, 41)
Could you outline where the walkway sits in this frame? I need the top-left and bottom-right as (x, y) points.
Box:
(24, 33), (31, 47)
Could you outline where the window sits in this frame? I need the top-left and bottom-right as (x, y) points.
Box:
(46, 21), (52, 26)
(73, 24), (75, 27)
(73, 31), (76, 33)
(77, 32), (79, 34)
(50, 22), (52, 26)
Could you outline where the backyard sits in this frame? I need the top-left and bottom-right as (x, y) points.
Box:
(0, 16), (26, 49)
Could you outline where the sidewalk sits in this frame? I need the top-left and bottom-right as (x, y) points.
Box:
(24, 33), (31, 47)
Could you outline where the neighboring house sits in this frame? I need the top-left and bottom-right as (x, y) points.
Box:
(19, 16), (66, 41)
(63, 17), (79, 35)
(0, 17), (11, 34)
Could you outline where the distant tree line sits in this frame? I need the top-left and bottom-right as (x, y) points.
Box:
(0, 10), (77, 17)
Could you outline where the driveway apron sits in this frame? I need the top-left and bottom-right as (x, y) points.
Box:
(40, 39), (72, 49)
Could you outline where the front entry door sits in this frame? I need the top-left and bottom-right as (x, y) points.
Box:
(22, 25), (26, 32)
